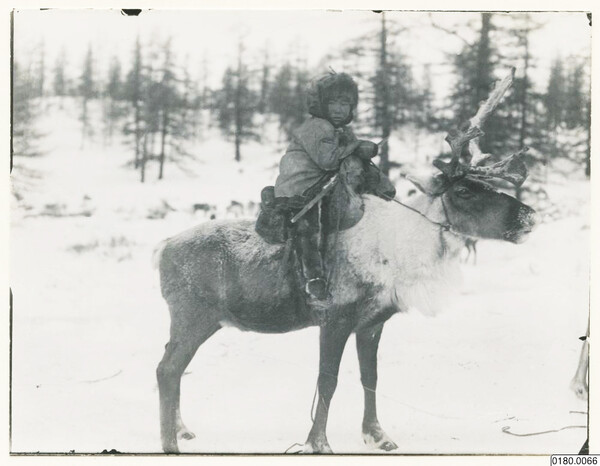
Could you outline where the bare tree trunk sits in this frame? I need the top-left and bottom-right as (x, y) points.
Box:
(132, 37), (143, 169)
(475, 14), (492, 105)
(80, 97), (88, 150)
(518, 45), (529, 150)
(235, 132), (241, 162)
(258, 47), (269, 114)
(158, 110), (168, 180)
(414, 129), (420, 160)
(134, 100), (141, 168)
(107, 100), (114, 144)
(378, 12), (391, 176)
(234, 42), (243, 162)
(150, 132), (156, 162)
(38, 40), (46, 98)
(516, 18), (531, 201)
(201, 53), (209, 109)
(585, 97), (591, 178)
(140, 130), (148, 183)
(474, 13), (493, 153)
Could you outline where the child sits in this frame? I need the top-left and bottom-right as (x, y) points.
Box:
(274, 72), (378, 302)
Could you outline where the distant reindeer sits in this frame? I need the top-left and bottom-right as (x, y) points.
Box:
(147, 200), (176, 220)
(463, 238), (478, 264)
(154, 69), (538, 453)
(192, 203), (215, 215)
(225, 200), (244, 218)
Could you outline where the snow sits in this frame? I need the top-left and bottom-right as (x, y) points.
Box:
(10, 98), (590, 455)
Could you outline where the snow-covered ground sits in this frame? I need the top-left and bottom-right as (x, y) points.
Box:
(10, 98), (590, 455)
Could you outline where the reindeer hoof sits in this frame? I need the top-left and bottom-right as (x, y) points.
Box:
(162, 443), (180, 454)
(363, 427), (398, 451)
(302, 438), (333, 454)
(379, 440), (399, 451)
(177, 429), (196, 441)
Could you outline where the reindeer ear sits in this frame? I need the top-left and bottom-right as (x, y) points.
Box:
(406, 173), (449, 195)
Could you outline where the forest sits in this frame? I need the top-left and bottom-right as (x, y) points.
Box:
(13, 12), (591, 193)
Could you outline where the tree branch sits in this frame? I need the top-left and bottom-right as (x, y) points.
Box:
(428, 13), (473, 48)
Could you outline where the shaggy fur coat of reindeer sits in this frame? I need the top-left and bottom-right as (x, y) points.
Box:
(156, 194), (464, 334)
(325, 195), (464, 320)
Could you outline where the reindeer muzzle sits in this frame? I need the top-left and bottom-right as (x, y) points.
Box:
(504, 205), (539, 244)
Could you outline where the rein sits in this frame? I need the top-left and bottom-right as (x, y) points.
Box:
(379, 192), (457, 235)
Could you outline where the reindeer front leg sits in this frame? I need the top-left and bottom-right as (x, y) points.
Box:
(303, 321), (353, 454)
(356, 324), (398, 451)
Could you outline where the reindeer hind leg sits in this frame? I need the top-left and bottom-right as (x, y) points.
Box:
(157, 297), (221, 453)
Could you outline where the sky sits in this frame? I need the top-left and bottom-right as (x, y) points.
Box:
(13, 9), (591, 97)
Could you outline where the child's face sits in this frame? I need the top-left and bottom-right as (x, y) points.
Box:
(327, 95), (352, 127)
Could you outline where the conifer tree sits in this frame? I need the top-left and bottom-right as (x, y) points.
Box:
(291, 67), (310, 129)
(584, 92), (591, 178)
(257, 46), (270, 114)
(78, 44), (96, 148)
(215, 41), (258, 161)
(373, 12), (392, 174)
(134, 38), (196, 181)
(156, 38), (175, 180)
(328, 12), (417, 173)
(544, 57), (566, 130)
(415, 64), (436, 130)
(268, 63), (308, 140)
(123, 36), (144, 170)
(154, 38), (194, 180)
(12, 61), (42, 160)
(53, 48), (68, 98)
(198, 53), (210, 110)
(449, 13), (498, 156)
(268, 63), (294, 136)
(104, 56), (125, 143)
(564, 59), (586, 129)
(36, 40), (46, 98)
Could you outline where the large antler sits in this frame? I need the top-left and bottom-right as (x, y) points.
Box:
(468, 67), (515, 166)
(467, 147), (529, 187)
(435, 67), (528, 187)
(434, 126), (483, 179)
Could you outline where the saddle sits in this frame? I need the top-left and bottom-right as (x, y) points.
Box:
(254, 186), (302, 244)
(255, 155), (396, 244)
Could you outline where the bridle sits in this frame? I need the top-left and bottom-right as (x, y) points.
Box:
(375, 189), (464, 259)
(379, 190), (458, 236)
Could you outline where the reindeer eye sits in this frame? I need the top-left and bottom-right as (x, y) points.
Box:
(454, 187), (473, 199)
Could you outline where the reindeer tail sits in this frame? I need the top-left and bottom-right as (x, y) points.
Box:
(152, 239), (169, 269)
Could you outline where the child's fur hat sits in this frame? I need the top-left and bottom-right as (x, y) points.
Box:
(306, 72), (358, 125)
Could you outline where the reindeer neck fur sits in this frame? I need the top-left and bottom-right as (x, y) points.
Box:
(329, 194), (464, 317)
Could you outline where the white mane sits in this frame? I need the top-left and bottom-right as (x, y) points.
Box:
(329, 195), (464, 317)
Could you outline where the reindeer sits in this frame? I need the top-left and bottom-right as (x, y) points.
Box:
(192, 203), (216, 216)
(154, 69), (539, 454)
(463, 238), (478, 264)
(225, 200), (244, 218)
